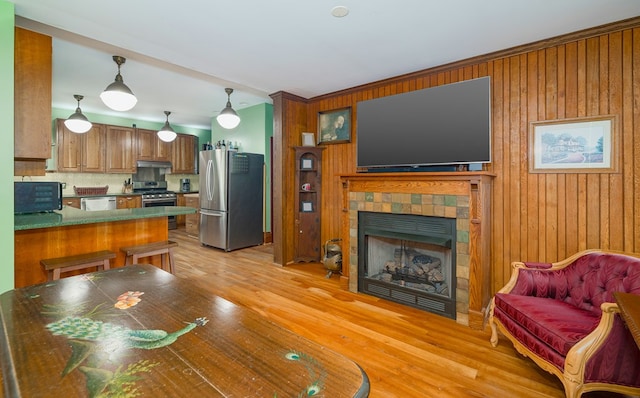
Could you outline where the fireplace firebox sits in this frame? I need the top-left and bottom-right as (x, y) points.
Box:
(358, 212), (456, 319)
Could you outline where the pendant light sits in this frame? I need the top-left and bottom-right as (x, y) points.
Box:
(64, 95), (92, 133)
(100, 55), (137, 111)
(157, 111), (177, 142)
(216, 88), (240, 129)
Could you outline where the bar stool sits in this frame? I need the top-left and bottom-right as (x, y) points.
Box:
(120, 240), (178, 274)
(40, 250), (116, 281)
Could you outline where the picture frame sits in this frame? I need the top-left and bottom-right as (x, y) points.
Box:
(529, 115), (619, 173)
(301, 201), (313, 212)
(301, 158), (313, 170)
(301, 132), (315, 147)
(318, 107), (351, 144)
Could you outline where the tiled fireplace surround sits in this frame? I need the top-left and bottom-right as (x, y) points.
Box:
(340, 172), (494, 329)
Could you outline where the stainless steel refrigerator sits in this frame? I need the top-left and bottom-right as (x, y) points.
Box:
(199, 149), (264, 251)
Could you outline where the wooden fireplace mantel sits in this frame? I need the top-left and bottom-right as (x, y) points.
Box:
(339, 171), (495, 329)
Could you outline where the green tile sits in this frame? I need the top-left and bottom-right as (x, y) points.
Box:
(365, 192), (374, 202)
(411, 194), (422, 205)
(444, 195), (457, 206)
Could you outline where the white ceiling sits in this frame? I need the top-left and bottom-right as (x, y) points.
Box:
(11, 0), (640, 130)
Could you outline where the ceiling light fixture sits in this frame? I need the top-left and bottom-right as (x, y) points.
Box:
(331, 5), (349, 18)
(216, 88), (241, 129)
(157, 111), (177, 142)
(64, 95), (92, 133)
(100, 55), (137, 111)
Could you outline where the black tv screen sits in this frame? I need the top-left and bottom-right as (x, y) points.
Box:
(356, 77), (491, 170)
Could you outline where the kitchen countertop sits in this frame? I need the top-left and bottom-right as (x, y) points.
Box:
(15, 206), (196, 231)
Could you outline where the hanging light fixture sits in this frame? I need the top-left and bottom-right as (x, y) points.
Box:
(100, 55), (137, 111)
(64, 95), (92, 133)
(216, 88), (240, 129)
(157, 111), (177, 142)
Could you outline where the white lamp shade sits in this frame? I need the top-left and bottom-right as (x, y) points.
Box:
(157, 129), (177, 142)
(64, 118), (92, 134)
(100, 82), (137, 111)
(216, 112), (240, 129)
(64, 109), (92, 134)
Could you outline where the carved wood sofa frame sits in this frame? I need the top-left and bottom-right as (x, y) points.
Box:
(489, 249), (640, 398)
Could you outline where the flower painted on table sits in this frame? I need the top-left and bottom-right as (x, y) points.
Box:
(114, 291), (144, 309)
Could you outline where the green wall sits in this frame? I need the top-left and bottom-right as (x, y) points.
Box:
(211, 103), (273, 232)
(1, 1), (14, 294)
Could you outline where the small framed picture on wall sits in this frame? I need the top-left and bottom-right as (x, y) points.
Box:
(318, 107), (351, 144)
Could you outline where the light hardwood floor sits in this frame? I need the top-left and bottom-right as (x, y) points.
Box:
(168, 228), (626, 398)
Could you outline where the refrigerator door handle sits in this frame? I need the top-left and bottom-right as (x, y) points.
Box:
(206, 159), (214, 202)
(200, 209), (223, 217)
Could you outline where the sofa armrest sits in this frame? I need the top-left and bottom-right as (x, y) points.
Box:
(498, 249), (608, 298)
(564, 303), (619, 381)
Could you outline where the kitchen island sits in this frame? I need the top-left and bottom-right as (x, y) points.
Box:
(14, 206), (196, 288)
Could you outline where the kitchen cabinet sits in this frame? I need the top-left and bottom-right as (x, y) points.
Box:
(184, 194), (200, 237)
(63, 197), (81, 209)
(293, 146), (324, 262)
(106, 125), (137, 173)
(14, 27), (52, 176)
(172, 134), (198, 174)
(116, 195), (142, 209)
(56, 119), (106, 173)
(176, 194), (186, 226)
(137, 128), (172, 162)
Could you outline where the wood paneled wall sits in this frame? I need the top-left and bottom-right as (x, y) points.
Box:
(271, 17), (640, 294)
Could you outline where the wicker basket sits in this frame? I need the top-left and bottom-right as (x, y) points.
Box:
(73, 185), (109, 195)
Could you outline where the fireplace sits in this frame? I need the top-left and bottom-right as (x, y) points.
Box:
(358, 212), (456, 319)
(340, 172), (494, 329)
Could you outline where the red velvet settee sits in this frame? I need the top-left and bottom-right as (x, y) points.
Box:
(489, 249), (640, 397)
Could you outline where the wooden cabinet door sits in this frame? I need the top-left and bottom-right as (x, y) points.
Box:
(136, 128), (155, 160)
(56, 120), (105, 173)
(184, 195), (200, 237)
(116, 195), (141, 209)
(155, 137), (173, 162)
(82, 124), (106, 173)
(14, 28), (52, 176)
(137, 128), (172, 162)
(56, 119), (82, 172)
(172, 134), (197, 174)
(106, 126), (136, 173)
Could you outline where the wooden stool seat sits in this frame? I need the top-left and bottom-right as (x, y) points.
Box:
(120, 240), (178, 274)
(40, 250), (115, 281)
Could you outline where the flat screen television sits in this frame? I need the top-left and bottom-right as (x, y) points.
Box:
(356, 76), (491, 171)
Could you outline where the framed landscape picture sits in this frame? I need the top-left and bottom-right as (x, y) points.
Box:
(318, 107), (351, 144)
(529, 115), (619, 173)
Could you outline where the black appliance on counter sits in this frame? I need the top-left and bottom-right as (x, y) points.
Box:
(132, 161), (178, 230)
(14, 182), (62, 214)
(180, 178), (191, 192)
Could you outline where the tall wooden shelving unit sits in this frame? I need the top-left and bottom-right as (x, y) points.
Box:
(293, 146), (324, 262)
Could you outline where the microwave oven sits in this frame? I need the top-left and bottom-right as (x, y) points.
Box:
(14, 182), (63, 214)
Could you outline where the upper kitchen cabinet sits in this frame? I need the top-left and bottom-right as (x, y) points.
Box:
(137, 128), (172, 162)
(172, 133), (198, 174)
(14, 28), (52, 176)
(56, 119), (106, 173)
(106, 125), (137, 173)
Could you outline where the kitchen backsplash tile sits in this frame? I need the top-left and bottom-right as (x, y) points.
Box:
(16, 172), (198, 196)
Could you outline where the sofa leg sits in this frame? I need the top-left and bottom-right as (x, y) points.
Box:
(563, 378), (581, 398)
(489, 317), (499, 347)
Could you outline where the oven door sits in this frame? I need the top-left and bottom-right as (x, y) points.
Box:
(142, 199), (177, 229)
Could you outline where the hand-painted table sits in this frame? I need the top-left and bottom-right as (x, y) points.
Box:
(0, 264), (369, 397)
(614, 291), (640, 350)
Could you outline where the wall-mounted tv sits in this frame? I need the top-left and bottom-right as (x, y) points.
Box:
(356, 76), (491, 171)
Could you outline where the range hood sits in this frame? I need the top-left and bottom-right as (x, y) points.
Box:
(136, 160), (173, 169)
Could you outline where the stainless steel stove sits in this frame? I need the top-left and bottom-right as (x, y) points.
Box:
(133, 181), (178, 229)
